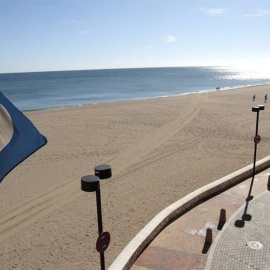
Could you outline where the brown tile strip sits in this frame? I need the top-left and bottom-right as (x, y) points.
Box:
(135, 246), (206, 270)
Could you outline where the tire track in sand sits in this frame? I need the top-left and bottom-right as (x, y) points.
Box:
(0, 93), (207, 242)
(109, 93), (207, 173)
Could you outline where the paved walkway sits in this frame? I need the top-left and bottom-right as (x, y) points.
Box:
(131, 168), (270, 270)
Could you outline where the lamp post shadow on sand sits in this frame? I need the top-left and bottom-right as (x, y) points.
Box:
(235, 105), (265, 228)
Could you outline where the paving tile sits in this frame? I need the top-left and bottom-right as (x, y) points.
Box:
(206, 191), (270, 269)
(135, 246), (206, 270)
(131, 168), (270, 270)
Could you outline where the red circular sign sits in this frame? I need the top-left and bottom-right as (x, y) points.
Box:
(254, 135), (261, 144)
(96, 231), (110, 253)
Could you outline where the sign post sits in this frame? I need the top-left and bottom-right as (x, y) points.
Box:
(247, 105), (265, 201)
(81, 164), (112, 270)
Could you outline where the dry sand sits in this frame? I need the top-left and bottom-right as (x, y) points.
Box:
(0, 84), (270, 269)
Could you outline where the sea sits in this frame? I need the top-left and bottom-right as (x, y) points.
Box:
(0, 66), (270, 111)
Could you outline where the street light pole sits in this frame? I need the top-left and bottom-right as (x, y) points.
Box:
(81, 175), (105, 270)
(81, 164), (112, 270)
(94, 165), (112, 270)
(247, 105), (265, 201)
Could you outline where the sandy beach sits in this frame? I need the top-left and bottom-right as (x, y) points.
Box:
(0, 84), (270, 269)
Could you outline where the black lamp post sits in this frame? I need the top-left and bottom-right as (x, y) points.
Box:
(235, 104), (265, 227)
(81, 164), (112, 270)
(247, 105), (265, 200)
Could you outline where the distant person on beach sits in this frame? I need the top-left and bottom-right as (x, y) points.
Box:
(265, 94), (267, 103)
(253, 94), (255, 102)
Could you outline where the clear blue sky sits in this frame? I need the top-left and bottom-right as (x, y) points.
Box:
(1, 0), (270, 73)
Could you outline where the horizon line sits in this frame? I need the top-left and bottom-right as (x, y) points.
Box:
(0, 65), (232, 75)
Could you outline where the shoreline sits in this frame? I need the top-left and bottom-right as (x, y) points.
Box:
(1, 83), (270, 269)
(23, 82), (270, 113)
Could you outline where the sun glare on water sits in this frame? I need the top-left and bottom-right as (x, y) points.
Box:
(216, 65), (270, 80)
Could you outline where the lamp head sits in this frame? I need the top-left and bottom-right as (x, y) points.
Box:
(81, 175), (100, 192)
(95, 164), (112, 180)
(252, 106), (260, 112)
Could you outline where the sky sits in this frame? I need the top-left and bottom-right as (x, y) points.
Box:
(1, 0), (270, 73)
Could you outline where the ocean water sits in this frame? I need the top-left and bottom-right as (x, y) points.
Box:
(0, 67), (270, 111)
